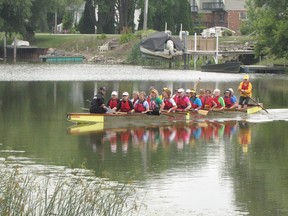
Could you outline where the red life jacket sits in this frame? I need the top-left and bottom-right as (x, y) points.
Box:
(134, 100), (146, 112)
(120, 100), (132, 112)
(213, 96), (222, 108)
(191, 102), (198, 109)
(201, 96), (213, 109)
(176, 96), (188, 109)
(163, 98), (173, 110)
(108, 98), (119, 109)
(240, 82), (250, 90)
(224, 96), (233, 108)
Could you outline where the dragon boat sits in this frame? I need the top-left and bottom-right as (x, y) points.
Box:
(67, 104), (263, 125)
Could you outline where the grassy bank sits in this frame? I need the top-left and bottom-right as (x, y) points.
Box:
(1, 32), (287, 67)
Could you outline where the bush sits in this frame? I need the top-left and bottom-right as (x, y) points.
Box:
(119, 33), (136, 44)
(97, 34), (107, 40)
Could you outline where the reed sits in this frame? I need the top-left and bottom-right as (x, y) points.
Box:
(0, 166), (141, 216)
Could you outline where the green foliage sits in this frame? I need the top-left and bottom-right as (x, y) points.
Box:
(96, 34), (107, 39)
(119, 33), (136, 44)
(127, 42), (142, 64)
(62, 12), (74, 31)
(138, 0), (192, 33)
(77, 0), (96, 34)
(247, 0), (288, 58)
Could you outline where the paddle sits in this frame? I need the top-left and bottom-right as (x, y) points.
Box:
(197, 109), (209, 116)
(242, 92), (269, 113)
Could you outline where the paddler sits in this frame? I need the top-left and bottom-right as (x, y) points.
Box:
(107, 91), (120, 110)
(210, 89), (225, 110)
(189, 89), (202, 111)
(175, 88), (191, 111)
(145, 88), (164, 115)
(238, 75), (252, 109)
(134, 91), (149, 113)
(116, 92), (134, 113)
(223, 89), (237, 109)
(162, 88), (177, 112)
(89, 86), (108, 113)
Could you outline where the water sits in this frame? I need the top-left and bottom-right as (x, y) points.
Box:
(1, 63), (288, 215)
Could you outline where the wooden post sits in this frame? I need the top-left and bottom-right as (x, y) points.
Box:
(13, 37), (17, 63)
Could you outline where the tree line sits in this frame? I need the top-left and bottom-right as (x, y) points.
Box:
(0, 0), (192, 39)
(242, 0), (288, 58)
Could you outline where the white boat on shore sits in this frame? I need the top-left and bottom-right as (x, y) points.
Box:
(140, 31), (183, 59)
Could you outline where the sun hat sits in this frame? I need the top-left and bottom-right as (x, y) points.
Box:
(243, 75), (249, 80)
(186, 89), (191, 93)
(177, 88), (184, 93)
(163, 88), (171, 96)
(111, 91), (118, 96)
(190, 89), (196, 94)
(122, 92), (129, 96)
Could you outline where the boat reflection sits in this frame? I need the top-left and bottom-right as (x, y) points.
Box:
(68, 121), (242, 153)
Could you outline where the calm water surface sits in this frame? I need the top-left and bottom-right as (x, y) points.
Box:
(0, 63), (288, 215)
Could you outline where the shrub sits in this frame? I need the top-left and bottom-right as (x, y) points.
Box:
(119, 33), (136, 44)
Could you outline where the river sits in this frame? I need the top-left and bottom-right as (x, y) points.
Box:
(0, 63), (288, 215)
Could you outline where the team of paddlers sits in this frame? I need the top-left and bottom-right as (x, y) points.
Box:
(89, 75), (252, 114)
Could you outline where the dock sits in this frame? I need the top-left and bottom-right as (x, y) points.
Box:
(240, 65), (286, 74)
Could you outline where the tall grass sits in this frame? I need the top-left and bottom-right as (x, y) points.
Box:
(0, 166), (141, 216)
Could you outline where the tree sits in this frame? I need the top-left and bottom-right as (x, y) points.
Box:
(94, 0), (116, 34)
(137, 0), (192, 33)
(0, 0), (32, 36)
(78, 0), (96, 34)
(116, 0), (136, 33)
(246, 0), (288, 58)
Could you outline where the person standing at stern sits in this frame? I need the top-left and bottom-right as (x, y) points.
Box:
(238, 75), (252, 109)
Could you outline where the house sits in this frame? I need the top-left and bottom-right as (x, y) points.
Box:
(190, 0), (247, 33)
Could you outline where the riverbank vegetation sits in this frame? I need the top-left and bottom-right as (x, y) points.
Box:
(0, 165), (141, 215)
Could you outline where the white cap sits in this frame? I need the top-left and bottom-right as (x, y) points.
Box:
(213, 89), (221, 94)
(186, 89), (191, 93)
(177, 88), (184, 93)
(111, 91), (118, 96)
(122, 92), (129, 96)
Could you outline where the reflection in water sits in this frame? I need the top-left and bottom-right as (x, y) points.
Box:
(238, 121), (251, 153)
(69, 121), (239, 154)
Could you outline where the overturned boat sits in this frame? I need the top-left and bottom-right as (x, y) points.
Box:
(140, 31), (184, 59)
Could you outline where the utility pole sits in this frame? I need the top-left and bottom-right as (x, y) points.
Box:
(143, 0), (148, 30)
(54, 10), (58, 34)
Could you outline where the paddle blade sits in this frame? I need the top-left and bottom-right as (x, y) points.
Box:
(197, 110), (209, 115)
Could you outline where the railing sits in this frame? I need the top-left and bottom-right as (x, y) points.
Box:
(202, 1), (224, 10)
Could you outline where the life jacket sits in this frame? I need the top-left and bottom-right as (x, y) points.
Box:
(224, 96), (233, 108)
(120, 100), (132, 112)
(163, 98), (173, 110)
(132, 99), (138, 105)
(146, 96), (151, 103)
(201, 96), (213, 109)
(108, 98), (119, 109)
(213, 96), (222, 108)
(134, 100), (146, 112)
(149, 99), (159, 111)
(176, 96), (188, 109)
(190, 97), (199, 109)
(240, 82), (249, 90)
